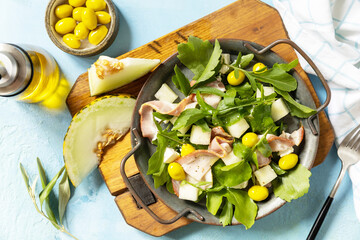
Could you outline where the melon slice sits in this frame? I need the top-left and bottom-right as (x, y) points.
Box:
(88, 56), (161, 96)
(63, 95), (136, 187)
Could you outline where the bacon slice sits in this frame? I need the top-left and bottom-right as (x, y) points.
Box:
(177, 150), (220, 181)
(256, 150), (271, 167)
(208, 127), (234, 158)
(139, 96), (193, 140)
(191, 80), (226, 108)
(267, 126), (305, 154)
(211, 126), (233, 140)
(172, 179), (180, 197)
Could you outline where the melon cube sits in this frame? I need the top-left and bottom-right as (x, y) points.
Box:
(271, 98), (290, 122)
(220, 53), (231, 74)
(222, 151), (242, 166)
(154, 83), (178, 103)
(256, 86), (275, 98)
(227, 118), (250, 138)
(254, 165), (277, 186)
(190, 125), (211, 145)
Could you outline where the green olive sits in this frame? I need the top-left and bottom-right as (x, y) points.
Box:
(74, 22), (90, 40)
(82, 8), (97, 30)
(55, 18), (76, 35)
(88, 25), (108, 45)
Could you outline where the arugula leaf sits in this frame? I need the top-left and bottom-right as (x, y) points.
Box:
(244, 61), (298, 91)
(153, 167), (169, 188)
(226, 189), (257, 229)
(172, 65), (191, 96)
(275, 88), (317, 118)
(273, 164), (311, 202)
(232, 52), (242, 67)
(195, 119), (211, 132)
(206, 191), (225, 215)
(270, 161), (287, 175)
(240, 54), (254, 68)
(242, 70), (258, 91)
(233, 142), (258, 168)
(166, 177), (174, 194)
(153, 112), (173, 121)
(177, 36), (222, 84)
(219, 199), (234, 227)
(196, 91), (215, 114)
(228, 83), (254, 99)
(173, 108), (207, 130)
(213, 160), (252, 187)
(247, 103), (276, 134)
(224, 88), (237, 106)
(191, 87), (225, 97)
(147, 134), (167, 175)
(255, 132), (272, 157)
(274, 59), (298, 72)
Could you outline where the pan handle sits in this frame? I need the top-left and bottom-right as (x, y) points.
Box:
(120, 128), (205, 224)
(244, 39), (331, 135)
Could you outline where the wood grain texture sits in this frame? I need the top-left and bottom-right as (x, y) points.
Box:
(115, 192), (192, 237)
(66, 0), (335, 236)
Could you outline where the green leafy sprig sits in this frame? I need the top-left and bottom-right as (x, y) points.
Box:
(20, 159), (77, 240)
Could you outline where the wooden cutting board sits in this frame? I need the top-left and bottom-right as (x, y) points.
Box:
(66, 0), (335, 236)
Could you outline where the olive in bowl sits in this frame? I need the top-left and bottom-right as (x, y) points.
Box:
(45, 0), (118, 56)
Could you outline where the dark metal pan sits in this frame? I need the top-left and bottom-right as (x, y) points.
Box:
(121, 39), (330, 225)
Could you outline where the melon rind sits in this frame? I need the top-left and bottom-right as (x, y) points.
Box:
(63, 95), (136, 187)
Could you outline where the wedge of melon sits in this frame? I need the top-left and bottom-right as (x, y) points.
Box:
(63, 95), (136, 187)
(88, 56), (161, 96)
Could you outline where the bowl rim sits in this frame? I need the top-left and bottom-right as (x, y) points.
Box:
(45, 0), (118, 56)
(130, 38), (320, 225)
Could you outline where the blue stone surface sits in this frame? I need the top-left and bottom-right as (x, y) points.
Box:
(0, 0), (359, 239)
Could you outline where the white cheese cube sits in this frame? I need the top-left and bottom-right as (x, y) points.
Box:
(154, 83), (178, 103)
(190, 125), (211, 145)
(227, 118), (250, 138)
(254, 165), (277, 186)
(271, 98), (290, 122)
(256, 86), (275, 98)
(222, 151), (242, 166)
(232, 180), (248, 189)
(163, 147), (180, 163)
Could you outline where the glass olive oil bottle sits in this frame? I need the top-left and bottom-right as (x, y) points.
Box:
(0, 43), (60, 103)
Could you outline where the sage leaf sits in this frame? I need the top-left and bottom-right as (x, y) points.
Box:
(58, 171), (71, 225)
(39, 166), (65, 210)
(20, 163), (30, 191)
(37, 158), (59, 228)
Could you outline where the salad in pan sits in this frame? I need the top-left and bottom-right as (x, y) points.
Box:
(139, 37), (315, 228)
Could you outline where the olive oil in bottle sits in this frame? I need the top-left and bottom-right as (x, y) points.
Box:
(0, 43), (60, 103)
